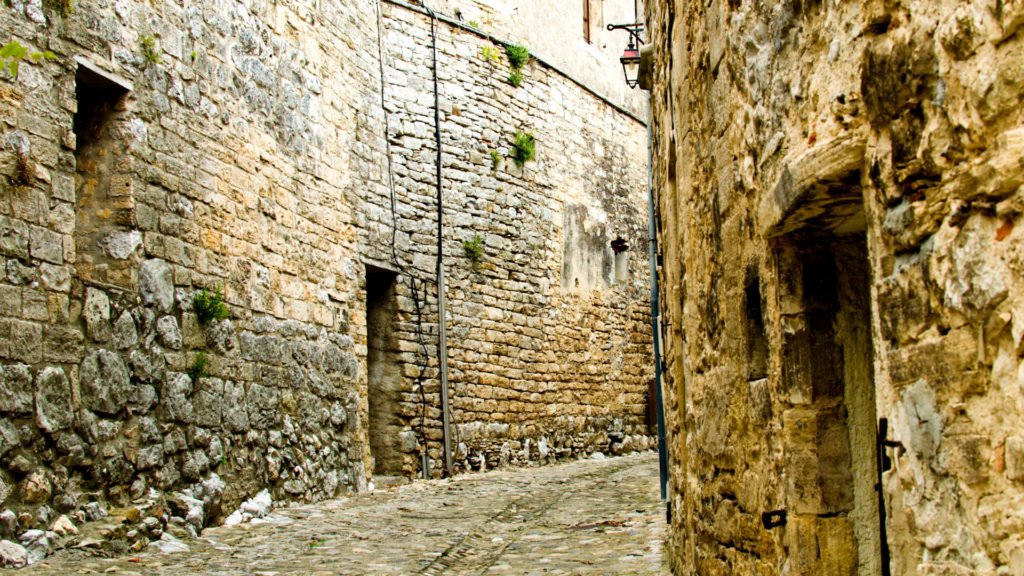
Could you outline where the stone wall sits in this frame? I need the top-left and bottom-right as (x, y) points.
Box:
(366, 3), (654, 477)
(0, 0), (652, 547)
(423, 0), (648, 119)
(645, 0), (1024, 574)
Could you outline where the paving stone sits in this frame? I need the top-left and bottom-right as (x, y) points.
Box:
(22, 453), (667, 575)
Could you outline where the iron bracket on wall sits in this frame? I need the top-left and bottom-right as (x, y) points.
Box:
(876, 417), (902, 576)
(761, 509), (787, 529)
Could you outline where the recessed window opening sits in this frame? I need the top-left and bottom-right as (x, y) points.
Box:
(744, 268), (768, 381)
(612, 237), (629, 284)
(74, 61), (133, 287)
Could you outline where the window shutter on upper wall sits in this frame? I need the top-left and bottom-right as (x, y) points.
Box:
(583, 0), (591, 42)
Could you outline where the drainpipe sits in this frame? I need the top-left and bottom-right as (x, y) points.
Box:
(423, 5), (454, 477)
(647, 105), (669, 503)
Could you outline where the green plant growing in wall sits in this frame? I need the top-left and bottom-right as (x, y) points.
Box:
(44, 0), (74, 17)
(468, 20), (481, 29)
(480, 45), (500, 66)
(193, 286), (230, 325)
(188, 351), (208, 382)
(505, 44), (530, 70)
(14, 149), (35, 186)
(507, 70), (523, 87)
(140, 35), (162, 65)
(510, 130), (535, 168)
(488, 149), (501, 171)
(462, 234), (485, 269)
(0, 41), (56, 80)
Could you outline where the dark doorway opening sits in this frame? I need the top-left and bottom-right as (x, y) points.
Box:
(776, 197), (882, 575)
(365, 265), (404, 476)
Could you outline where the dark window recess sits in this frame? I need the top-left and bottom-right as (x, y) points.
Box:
(745, 268), (768, 380)
(612, 238), (629, 284)
(74, 61), (133, 287)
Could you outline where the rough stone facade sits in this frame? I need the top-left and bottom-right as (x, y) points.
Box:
(425, 0), (648, 119)
(645, 0), (1024, 574)
(0, 0), (651, 548)
(368, 3), (654, 477)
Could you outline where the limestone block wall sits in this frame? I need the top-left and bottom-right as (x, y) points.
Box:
(0, 0), (386, 524)
(422, 0), (648, 119)
(645, 0), (1024, 574)
(364, 4), (654, 477)
(0, 0), (652, 533)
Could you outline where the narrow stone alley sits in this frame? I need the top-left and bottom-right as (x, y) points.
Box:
(18, 453), (666, 575)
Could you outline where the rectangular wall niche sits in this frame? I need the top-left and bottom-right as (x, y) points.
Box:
(73, 59), (135, 288)
(562, 204), (613, 291)
(365, 265), (406, 476)
(744, 266), (768, 381)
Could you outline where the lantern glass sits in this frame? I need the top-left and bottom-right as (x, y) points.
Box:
(620, 49), (641, 89)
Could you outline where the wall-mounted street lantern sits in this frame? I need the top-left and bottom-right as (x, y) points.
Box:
(606, 23), (645, 89)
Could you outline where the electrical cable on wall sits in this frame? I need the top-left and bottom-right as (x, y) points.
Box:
(374, 0), (436, 479)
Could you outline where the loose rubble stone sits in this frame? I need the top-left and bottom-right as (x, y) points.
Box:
(0, 540), (28, 568)
(34, 367), (72, 433)
(224, 488), (273, 526)
(138, 259), (174, 312)
(22, 454), (664, 574)
(18, 529), (54, 564)
(0, 364), (33, 414)
(49, 515), (76, 536)
(83, 287), (111, 343)
(79, 350), (130, 416)
(148, 532), (189, 554)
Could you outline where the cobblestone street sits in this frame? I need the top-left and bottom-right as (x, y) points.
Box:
(21, 452), (666, 575)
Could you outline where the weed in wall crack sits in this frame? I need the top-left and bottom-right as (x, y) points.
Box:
(480, 45), (500, 66)
(0, 40), (57, 80)
(193, 286), (230, 325)
(188, 351), (208, 382)
(141, 34), (161, 65)
(511, 130), (535, 168)
(505, 44), (529, 70)
(462, 234), (485, 269)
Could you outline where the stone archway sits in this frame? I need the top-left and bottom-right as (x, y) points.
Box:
(760, 134), (883, 576)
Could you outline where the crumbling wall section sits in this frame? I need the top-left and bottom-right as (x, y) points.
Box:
(646, 0), (1024, 573)
(0, 0), (653, 549)
(0, 0), (383, 539)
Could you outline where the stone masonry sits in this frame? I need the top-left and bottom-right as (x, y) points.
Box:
(0, 0), (652, 560)
(645, 0), (1024, 574)
(365, 2), (653, 477)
